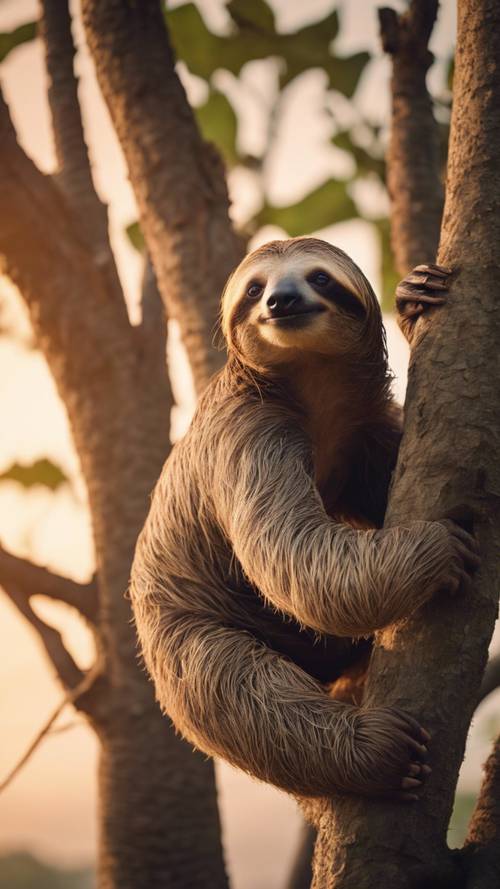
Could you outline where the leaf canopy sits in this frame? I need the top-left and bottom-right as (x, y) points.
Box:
(256, 179), (357, 237)
(165, 3), (368, 96)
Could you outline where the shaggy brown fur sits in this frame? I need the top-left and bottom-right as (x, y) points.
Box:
(130, 239), (478, 800)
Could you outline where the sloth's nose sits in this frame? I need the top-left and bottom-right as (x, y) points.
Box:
(266, 286), (302, 316)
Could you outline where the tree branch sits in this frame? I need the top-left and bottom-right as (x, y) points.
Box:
(0, 84), (134, 402)
(0, 665), (100, 794)
(379, 0), (444, 274)
(463, 736), (500, 889)
(0, 544), (98, 622)
(0, 85), (170, 692)
(3, 582), (84, 690)
(81, 0), (243, 393)
(39, 0), (120, 295)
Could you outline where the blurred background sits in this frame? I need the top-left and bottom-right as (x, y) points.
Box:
(0, 1), (498, 887)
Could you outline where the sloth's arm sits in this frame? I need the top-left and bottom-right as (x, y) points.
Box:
(219, 423), (477, 637)
(395, 263), (451, 346)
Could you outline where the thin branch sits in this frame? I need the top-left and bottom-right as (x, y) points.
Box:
(81, 0), (243, 393)
(39, 0), (118, 278)
(477, 654), (500, 705)
(463, 735), (500, 889)
(0, 665), (100, 794)
(378, 0), (444, 274)
(3, 583), (84, 690)
(0, 544), (98, 622)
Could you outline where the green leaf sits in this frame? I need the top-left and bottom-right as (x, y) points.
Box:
(323, 51), (370, 98)
(333, 129), (385, 180)
(0, 458), (67, 491)
(0, 22), (36, 64)
(255, 179), (357, 237)
(276, 11), (339, 87)
(195, 90), (238, 165)
(166, 4), (369, 98)
(125, 221), (144, 253)
(227, 0), (276, 33)
(166, 4), (233, 81)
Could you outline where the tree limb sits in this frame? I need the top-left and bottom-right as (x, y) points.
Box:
(379, 0), (444, 274)
(463, 736), (500, 889)
(0, 84), (134, 405)
(39, 0), (121, 299)
(80, 0), (243, 393)
(0, 665), (100, 794)
(0, 544), (98, 622)
(3, 582), (84, 690)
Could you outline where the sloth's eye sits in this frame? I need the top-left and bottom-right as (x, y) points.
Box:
(309, 270), (330, 287)
(247, 282), (263, 300)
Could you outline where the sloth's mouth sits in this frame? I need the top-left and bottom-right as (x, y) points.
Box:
(261, 305), (326, 325)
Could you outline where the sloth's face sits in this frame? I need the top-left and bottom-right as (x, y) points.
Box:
(222, 238), (379, 370)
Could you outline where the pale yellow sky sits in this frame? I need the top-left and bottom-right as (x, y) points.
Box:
(0, 2), (498, 887)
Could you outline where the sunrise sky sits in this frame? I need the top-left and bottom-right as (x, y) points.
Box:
(1, 2), (498, 887)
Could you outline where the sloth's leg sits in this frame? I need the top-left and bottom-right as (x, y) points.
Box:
(162, 621), (430, 802)
(396, 263), (451, 346)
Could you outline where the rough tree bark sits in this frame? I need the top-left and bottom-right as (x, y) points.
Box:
(0, 1), (231, 886)
(310, 2), (500, 887)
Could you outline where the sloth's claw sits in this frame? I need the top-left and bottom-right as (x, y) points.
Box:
(401, 777), (422, 790)
(396, 263), (453, 344)
(348, 707), (433, 802)
(412, 263), (452, 277)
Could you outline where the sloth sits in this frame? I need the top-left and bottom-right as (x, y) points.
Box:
(130, 238), (479, 801)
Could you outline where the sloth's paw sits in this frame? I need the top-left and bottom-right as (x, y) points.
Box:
(395, 263), (452, 346)
(344, 706), (431, 802)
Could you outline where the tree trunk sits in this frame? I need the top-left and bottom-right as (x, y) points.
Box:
(80, 0), (243, 395)
(96, 707), (227, 888)
(380, 0), (444, 273)
(310, 1), (500, 886)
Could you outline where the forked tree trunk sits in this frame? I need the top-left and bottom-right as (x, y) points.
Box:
(310, 1), (500, 886)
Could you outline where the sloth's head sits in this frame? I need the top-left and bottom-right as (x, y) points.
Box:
(221, 238), (385, 374)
